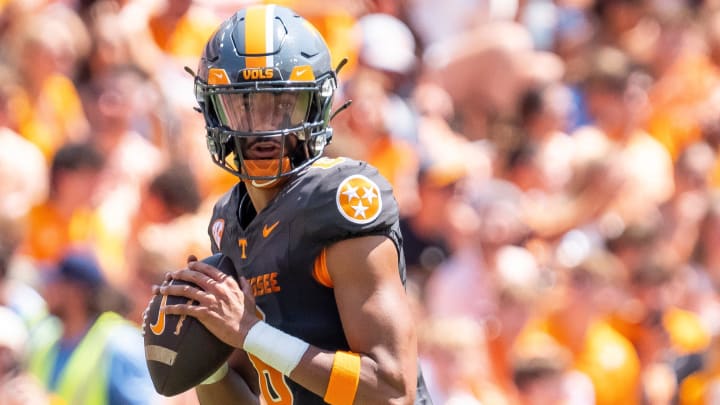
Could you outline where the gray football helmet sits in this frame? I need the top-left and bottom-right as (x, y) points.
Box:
(194, 5), (340, 184)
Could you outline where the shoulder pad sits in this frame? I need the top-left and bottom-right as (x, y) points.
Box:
(294, 158), (399, 244)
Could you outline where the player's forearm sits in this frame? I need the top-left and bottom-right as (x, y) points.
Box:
(196, 368), (260, 405)
(240, 321), (416, 404)
(290, 345), (416, 405)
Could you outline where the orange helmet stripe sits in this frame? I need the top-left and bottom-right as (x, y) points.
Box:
(244, 5), (275, 68)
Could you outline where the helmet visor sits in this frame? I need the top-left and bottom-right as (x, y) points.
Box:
(211, 91), (311, 133)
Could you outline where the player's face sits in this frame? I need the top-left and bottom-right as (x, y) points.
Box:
(239, 133), (298, 160)
(212, 91), (309, 160)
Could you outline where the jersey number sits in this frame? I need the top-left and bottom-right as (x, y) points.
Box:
(248, 355), (293, 404)
(250, 307), (293, 404)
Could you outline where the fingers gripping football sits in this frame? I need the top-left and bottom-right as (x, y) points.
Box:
(144, 254), (242, 396)
(160, 259), (259, 349)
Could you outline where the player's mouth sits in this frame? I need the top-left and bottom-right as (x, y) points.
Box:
(246, 140), (283, 159)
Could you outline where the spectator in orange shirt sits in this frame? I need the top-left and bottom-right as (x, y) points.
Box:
(613, 255), (711, 404)
(82, 64), (166, 281)
(20, 142), (105, 269)
(526, 249), (642, 405)
(485, 246), (551, 405)
(0, 66), (47, 221)
(645, 13), (720, 160)
(7, 5), (90, 158)
(147, 0), (219, 60)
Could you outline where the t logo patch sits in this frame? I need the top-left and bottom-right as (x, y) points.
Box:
(335, 175), (382, 224)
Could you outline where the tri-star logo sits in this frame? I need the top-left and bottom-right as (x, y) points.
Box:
(335, 175), (382, 224)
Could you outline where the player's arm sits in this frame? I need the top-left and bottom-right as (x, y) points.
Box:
(289, 234), (418, 404)
(161, 235), (417, 404)
(195, 349), (260, 404)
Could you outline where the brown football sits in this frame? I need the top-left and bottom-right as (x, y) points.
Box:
(143, 254), (236, 396)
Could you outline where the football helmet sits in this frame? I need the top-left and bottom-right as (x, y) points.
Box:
(194, 4), (338, 186)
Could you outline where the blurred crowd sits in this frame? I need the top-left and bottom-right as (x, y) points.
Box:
(3, 0), (720, 404)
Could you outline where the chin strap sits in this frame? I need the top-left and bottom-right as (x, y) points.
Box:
(242, 158), (292, 188)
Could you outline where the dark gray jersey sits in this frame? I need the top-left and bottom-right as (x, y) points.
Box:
(207, 157), (433, 404)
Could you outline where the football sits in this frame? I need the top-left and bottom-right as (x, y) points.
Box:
(143, 254), (237, 396)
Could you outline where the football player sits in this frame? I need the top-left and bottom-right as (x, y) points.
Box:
(153, 4), (431, 404)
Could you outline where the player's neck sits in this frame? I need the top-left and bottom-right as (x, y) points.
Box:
(245, 183), (283, 213)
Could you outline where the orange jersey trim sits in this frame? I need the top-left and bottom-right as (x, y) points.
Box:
(312, 248), (333, 288)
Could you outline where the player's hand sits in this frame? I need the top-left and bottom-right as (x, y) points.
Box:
(158, 257), (259, 349)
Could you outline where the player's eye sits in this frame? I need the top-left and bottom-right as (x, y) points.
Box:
(276, 98), (295, 110)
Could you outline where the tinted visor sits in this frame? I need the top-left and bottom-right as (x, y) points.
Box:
(211, 91), (311, 132)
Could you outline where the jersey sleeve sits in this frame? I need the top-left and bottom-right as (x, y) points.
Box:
(295, 159), (400, 246)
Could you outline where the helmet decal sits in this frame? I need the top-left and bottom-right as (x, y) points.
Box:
(335, 175), (382, 224)
(208, 68), (231, 85)
(289, 65), (315, 82)
(244, 4), (276, 68)
(241, 67), (275, 81)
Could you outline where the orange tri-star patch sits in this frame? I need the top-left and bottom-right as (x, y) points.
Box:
(335, 175), (382, 224)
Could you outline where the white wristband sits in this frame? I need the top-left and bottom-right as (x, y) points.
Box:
(200, 362), (228, 385)
(242, 321), (310, 376)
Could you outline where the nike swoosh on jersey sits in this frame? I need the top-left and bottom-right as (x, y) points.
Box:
(263, 221), (280, 238)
